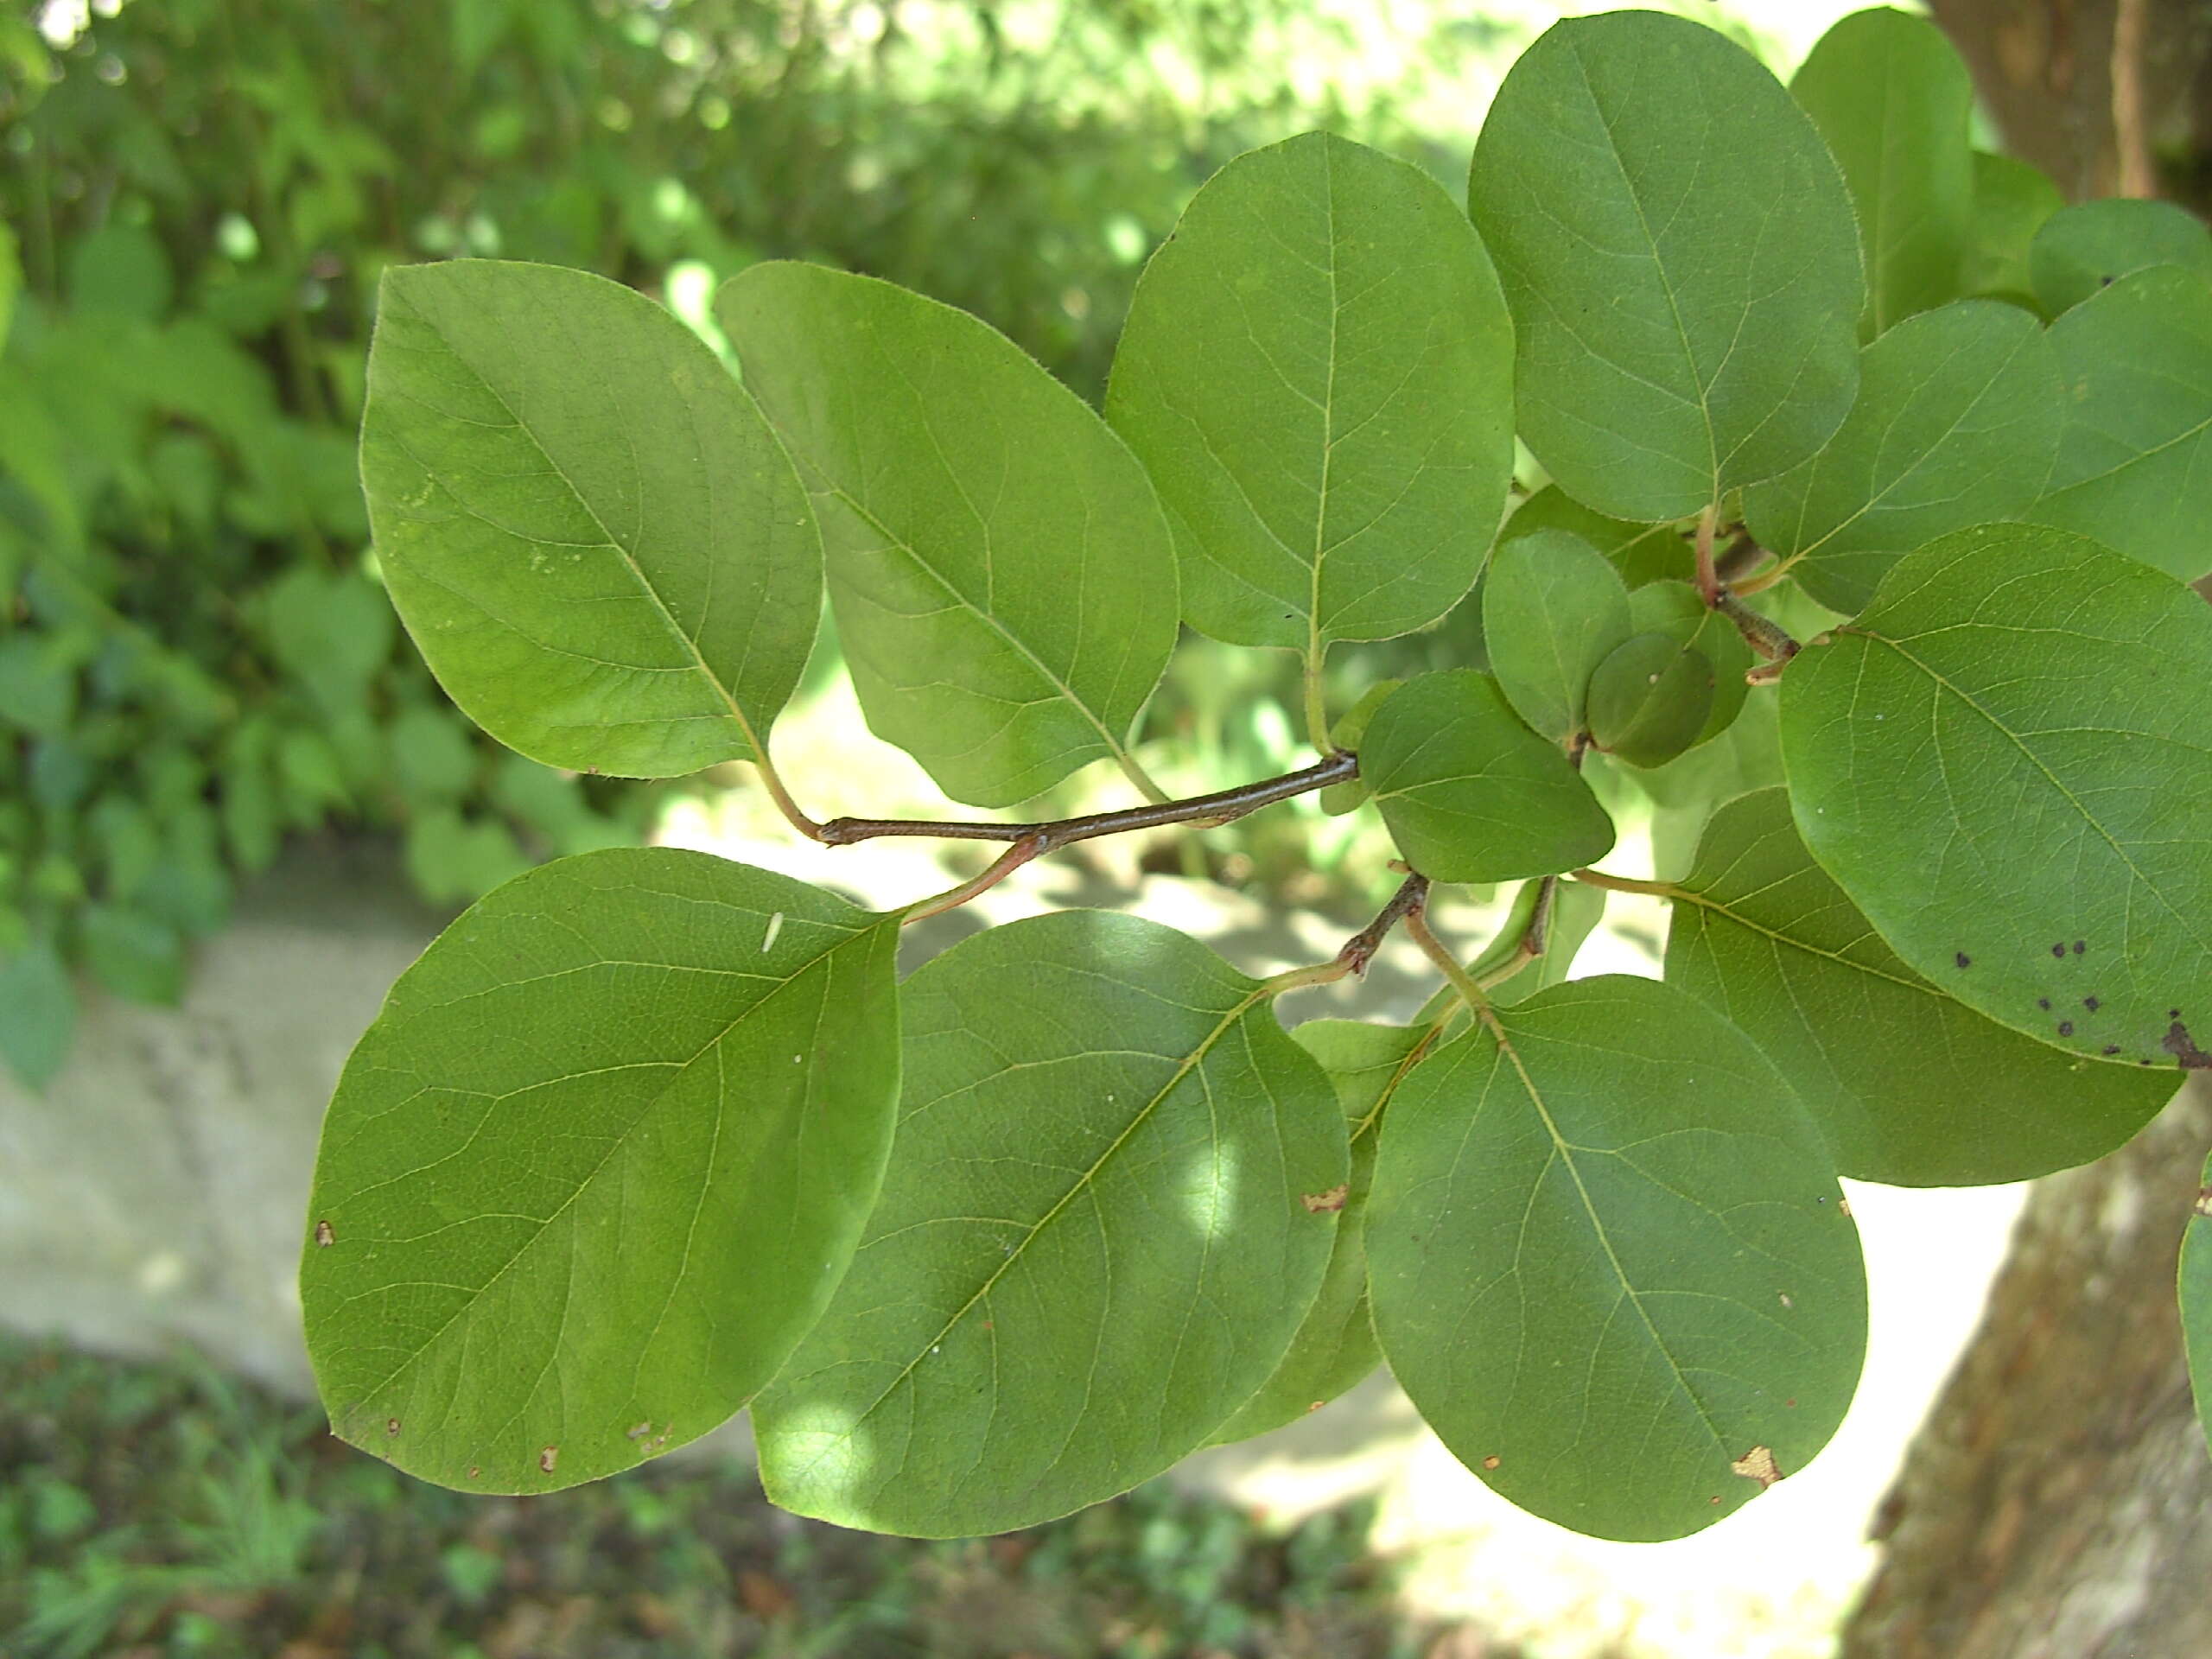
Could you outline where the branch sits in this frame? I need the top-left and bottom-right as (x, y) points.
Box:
(1256, 871), (1432, 996)
(891, 752), (1359, 924)
(828, 751), (1357, 848)
(1711, 587), (1801, 664)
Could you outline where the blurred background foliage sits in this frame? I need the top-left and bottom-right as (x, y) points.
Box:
(0, 0), (1782, 1086)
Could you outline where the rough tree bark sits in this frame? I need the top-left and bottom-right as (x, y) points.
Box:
(1839, 8), (2212, 1654)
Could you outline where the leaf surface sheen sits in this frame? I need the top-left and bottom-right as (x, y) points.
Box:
(1360, 670), (1615, 883)
(717, 263), (1179, 808)
(753, 911), (1345, 1537)
(359, 261), (821, 779)
(1745, 298), (2064, 613)
(1781, 523), (2212, 1068)
(300, 848), (902, 1494)
(1211, 1017), (1424, 1442)
(1467, 10), (1864, 521)
(1106, 131), (1515, 650)
(1789, 6), (1975, 338)
(2025, 264), (2212, 582)
(1665, 789), (2176, 1185)
(1961, 149), (2062, 303)
(1366, 975), (1866, 1541)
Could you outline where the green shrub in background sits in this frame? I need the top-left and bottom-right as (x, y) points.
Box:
(0, 0), (1514, 1087)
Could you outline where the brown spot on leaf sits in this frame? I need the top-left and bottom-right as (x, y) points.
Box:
(2196, 1186), (2212, 1218)
(2074, 941), (2086, 955)
(1302, 1184), (1350, 1214)
(2058, 1020), (2074, 1038)
(1955, 952), (1970, 969)
(385, 1418), (401, 1437)
(539, 1445), (559, 1474)
(1837, 1197), (1853, 1218)
(2163, 1021), (2212, 1069)
(626, 1421), (652, 1440)
(2084, 996), (2101, 1012)
(468, 1465), (480, 1479)
(315, 1220), (335, 1247)
(2051, 943), (2067, 959)
(1482, 1456), (1501, 1471)
(1731, 1446), (1783, 1491)
(1709, 1495), (1722, 1505)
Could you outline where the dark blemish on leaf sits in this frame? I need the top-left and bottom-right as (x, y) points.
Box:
(385, 1418), (400, 1437)
(2058, 1021), (2074, 1037)
(626, 1422), (651, 1440)
(2052, 943), (2067, 959)
(1732, 1446), (1783, 1491)
(2074, 941), (2086, 955)
(2139, 1059), (2155, 1066)
(1302, 1184), (1350, 1213)
(1955, 952), (1971, 969)
(2172, 1009), (2183, 1019)
(1784, 1398), (1798, 1408)
(1482, 1456), (1501, 1471)
(2038, 998), (2051, 1011)
(2105, 1046), (2121, 1056)
(2161, 1020), (2212, 1069)
(2085, 996), (2101, 1012)
(540, 1446), (559, 1474)
(315, 1220), (334, 1247)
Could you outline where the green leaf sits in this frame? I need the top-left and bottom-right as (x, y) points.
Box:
(753, 911), (1344, 1536)
(66, 223), (174, 322)
(360, 260), (821, 779)
(1790, 7), (1974, 338)
(1499, 486), (1687, 590)
(2025, 264), (2212, 581)
(79, 904), (185, 1006)
(0, 634), (79, 736)
(1781, 524), (2212, 1069)
(1211, 1017), (1418, 1442)
(264, 567), (397, 723)
(1745, 299), (2064, 614)
(1586, 633), (1713, 770)
(0, 942), (74, 1089)
(301, 848), (901, 1494)
(0, 221), (17, 353)
(402, 807), (531, 906)
(1105, 131), (1515, 650)
(719, 263), (1179, 809)
(1482, 530), (1634, 742)
(1627, 581), (1751, 748)
(1467, 11), (1863, 521)
(1359, 671), (1614, 882)
(1664, 789), (2176, 1185)
(2029, 199), (2212, 318)
(1366, 976), (1866, 1541)
(2183, 1153), (2212, 1459)
(1961, 150), (2062, 303)
(389, 705), (480, 804)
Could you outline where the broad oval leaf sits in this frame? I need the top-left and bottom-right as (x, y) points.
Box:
(717, 263), (1179, 808)
(1499, 486), (1687, 590)
(2029, 198), (2212, 318)
(2184, 1153), (2212, 1458)
(1745, 299), (2064, 613)
(1790, 6), (1974, 338)
(1467, 11), (1863, 521)
(1361, 670), (1615, 882)
(1781, 524), (2212, 1069)
(359, 261), (820, 779)
(1211, 1017), (1422, 1442)
(753, 911), (1345, 1536)
(1586, 632), (1713, 769)
(1482, 529), (1635, 741)
(1627, 581), (1751, 748)
(1961, 150), (2062, 305)
(1664, 789), (2175, 1185)
(1106, 131), (1515, 650)
(1367, 975), (1866, 1541)
(300, 849), (902, 1494)
(2026, 264), (2212, 582)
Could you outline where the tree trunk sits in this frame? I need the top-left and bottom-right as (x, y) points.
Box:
(1837, 14), (2212, 1651)
(1837, 1082), (2212, 1657)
